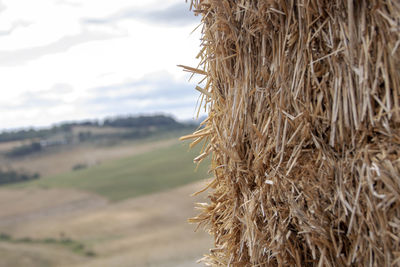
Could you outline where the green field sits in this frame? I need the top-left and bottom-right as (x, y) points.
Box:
(16, 142), (210, 202)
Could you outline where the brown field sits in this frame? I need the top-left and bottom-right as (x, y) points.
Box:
(0, 140), (26, 153)
(0, 138), (179, 177)
(0, 130), (211, 266)
(0, 181), (211, 267)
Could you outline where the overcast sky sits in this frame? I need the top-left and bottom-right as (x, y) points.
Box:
(0, 0), (203, 130)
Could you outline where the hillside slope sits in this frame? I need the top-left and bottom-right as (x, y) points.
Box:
(0, 132), (211, 266)
(0, 181), (211, 267)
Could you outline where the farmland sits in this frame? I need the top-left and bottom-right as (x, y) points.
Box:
(13, 141), (209, 202)
(0, 125), (212, 267)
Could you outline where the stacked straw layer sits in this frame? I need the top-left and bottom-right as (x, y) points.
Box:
(182, 0), (400, 266)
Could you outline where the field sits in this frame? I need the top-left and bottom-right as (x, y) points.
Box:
(14, 142), (209, 202)
(0, 131), (212, 266)
(0, 128), (193, 177)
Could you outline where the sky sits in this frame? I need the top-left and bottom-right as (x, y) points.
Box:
(0, 0), (204, 130)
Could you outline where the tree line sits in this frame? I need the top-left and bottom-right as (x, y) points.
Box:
(0, 169), (40, 185)
(0, 115), (191, 143)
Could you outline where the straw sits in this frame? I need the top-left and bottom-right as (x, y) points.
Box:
(182, 1), (400, 266)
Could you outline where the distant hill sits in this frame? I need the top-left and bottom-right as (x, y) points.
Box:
(103, 115), (182, 128)
(0, 114), (195, 143)
(0, 114), (197, 159)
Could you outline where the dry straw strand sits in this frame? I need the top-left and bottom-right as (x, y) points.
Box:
(183, 0), (400, 266)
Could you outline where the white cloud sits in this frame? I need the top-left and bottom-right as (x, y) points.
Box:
(0, 0), (202, 129)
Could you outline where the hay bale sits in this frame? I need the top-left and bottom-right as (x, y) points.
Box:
(181, 0), (400, 266)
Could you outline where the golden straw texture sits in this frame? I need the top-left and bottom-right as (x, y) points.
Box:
(182, 0), (400, 266)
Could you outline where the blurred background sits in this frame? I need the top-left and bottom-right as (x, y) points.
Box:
(0, 0), (211, 266)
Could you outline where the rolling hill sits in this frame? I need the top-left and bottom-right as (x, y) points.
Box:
(0, 130), (212, 267)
